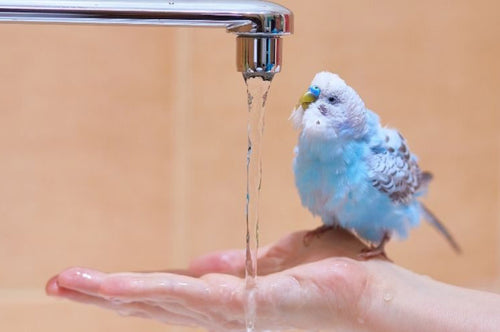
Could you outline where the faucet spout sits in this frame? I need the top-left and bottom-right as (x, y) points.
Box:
(0, 0), (293, 76)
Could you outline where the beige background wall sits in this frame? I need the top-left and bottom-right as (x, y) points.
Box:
(1, 1), (499, 331)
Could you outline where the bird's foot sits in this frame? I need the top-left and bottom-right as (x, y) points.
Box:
(358, 232), (392, 261)
(358, 246), (391, 261)
(303, 225), (335, 247)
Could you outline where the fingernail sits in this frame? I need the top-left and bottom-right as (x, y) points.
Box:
(45, 275), (60, 296)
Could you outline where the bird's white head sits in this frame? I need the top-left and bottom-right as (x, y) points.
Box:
(291, 72), (367, 141)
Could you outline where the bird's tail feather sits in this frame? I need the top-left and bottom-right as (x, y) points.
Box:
(419, 171), (433, 188)
(420, 203), (461, 254)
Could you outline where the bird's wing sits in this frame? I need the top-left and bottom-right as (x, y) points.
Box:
(367, 128), (426, 204)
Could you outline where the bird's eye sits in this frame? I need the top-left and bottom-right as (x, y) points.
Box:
(328, 96), (340, 105)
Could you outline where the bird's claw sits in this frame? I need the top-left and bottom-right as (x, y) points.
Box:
(358, 246), (391, 261)
(358, 232), (392, 261)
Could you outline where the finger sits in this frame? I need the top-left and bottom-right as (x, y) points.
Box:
(45, 275), (60, 296)
(99, 272), (215, 303)
(189, 249), (246, 277)
(52, 267), (247, 329)
(52, 267), (105, 297)
(136, 268), (200, 277)
(47, 276), (203, 327)
(259, 228), (370, 268)
(54, 267), (240, 307)
(124, 229), (368, 280)
(99, 271), (247, 329)
(188, 233), (308, 277)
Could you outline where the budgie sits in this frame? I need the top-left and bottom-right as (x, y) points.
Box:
(291, 71), (460, 258)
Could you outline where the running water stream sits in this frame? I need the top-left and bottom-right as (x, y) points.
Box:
(243, 74), (273, 332)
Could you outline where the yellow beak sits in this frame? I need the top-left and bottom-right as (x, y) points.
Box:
(298, 91), (318, 110)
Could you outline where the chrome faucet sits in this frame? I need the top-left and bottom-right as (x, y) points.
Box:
(0, 0), (293, 79)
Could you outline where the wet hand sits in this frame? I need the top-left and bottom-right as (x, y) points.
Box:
(46, 228), (386, 331)
(47, 228), (500, 332)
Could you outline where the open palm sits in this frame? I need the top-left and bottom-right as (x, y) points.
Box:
(46, 228), (391, 331)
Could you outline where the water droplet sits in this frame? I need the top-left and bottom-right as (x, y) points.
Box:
(383, 292), (393, 302)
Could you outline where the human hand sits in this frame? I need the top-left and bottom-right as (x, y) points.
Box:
(46, 228), (500, 332)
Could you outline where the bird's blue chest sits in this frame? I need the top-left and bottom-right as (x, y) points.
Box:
(293, 134), (422, 243)
(293, 139), (371, 222)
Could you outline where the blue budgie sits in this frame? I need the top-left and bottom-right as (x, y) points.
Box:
(291, 71), (460, 258)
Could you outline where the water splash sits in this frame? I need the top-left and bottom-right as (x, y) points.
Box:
(243, 73), (272, 332)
